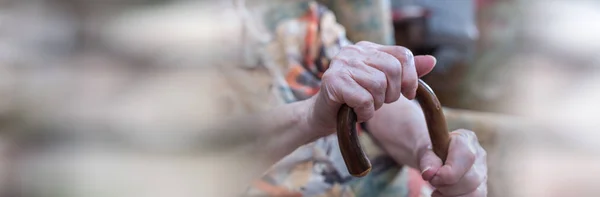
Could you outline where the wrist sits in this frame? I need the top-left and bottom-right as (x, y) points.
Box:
(294, 98), (325, 144)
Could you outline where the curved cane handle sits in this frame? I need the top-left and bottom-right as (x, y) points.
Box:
(337, 79), (451, 177)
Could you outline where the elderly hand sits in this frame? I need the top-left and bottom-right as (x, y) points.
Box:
(421, 129), (488, 197)
(368, 97), (488, 197)
(305, 40), (487, 196)
(307, 41), (436, 136)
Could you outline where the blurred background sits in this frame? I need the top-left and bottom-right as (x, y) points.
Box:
(1, 0), (600, 196)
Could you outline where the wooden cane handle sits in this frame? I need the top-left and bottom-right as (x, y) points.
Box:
(337, 79), (451, 177)
(415, 79), (451, 161)
(336, 104), (371, 177)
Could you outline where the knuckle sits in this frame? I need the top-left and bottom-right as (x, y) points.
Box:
(404, 48), (414, 60)
(342, 44), (364, 54)
(356, 41), (374, 47)
(390, 46), (411, 57)
(325, 84), (338, 100)
(323, 71), (349, 87)
(359, 96), (373, 108)
(399, 46), (414, 61)
(465, 129), (477, 137)
(377, 50), (401, 66)
(338, 71), (355, 84)
(466, 147), (477, 162)
(403, 75), (418, 86)
(321, 70), (334, 81)
(457, 129), (478, 139)
(322, 70), (341, 84)
(320, 74), (337, 93)
(346, 58), (363, 68)
(480, 173), (488, 185)
(479, 147), (488, 159)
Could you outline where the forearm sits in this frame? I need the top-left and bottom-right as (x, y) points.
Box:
(194, 98), (321, 196)
(366, 96), (430, 169)
(199, 97), (320, 166)
(240, 99), (320, 163)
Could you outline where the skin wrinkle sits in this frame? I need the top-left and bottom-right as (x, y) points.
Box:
(282, 37), (485, 196)
(431, 133), (476, 187)
(343, 44), (366, 55)
(328, 42), (485, 196)
(354, 89), (374, 122)
(370, 71), (387, 110)
(338, 70), (373, 122)
(357, 42), (403, 79)
(377, 45), (416, 99)
(433, 131), (485, 196)
(438, 164), (481, 195)
(369, 51), (402, 79)
(335, 64), (374, 122)
(399, 49), (417, 99)
(350, 61), (386, 110)
(451, 141), (487, 196)
(336, 45), (405, 109)
(361, 50), (402, 103)
(467, 131), (480, 156)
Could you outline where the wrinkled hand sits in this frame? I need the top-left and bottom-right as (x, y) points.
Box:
(368, 90), (488, 197)
(421, 129), (488, 197)
(307, 41), (436, 136)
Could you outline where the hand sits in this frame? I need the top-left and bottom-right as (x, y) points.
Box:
(306, 41), (436, 136)
(368, 97), (488, 197)
(421, 129), (488, 197)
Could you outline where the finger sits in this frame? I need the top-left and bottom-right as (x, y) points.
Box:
(321, 66), (375, 122)
(434, 159), (487, 196)
(435, 138), (488, 196)
(415, 55), (437, 77)
(373, 45), (418, 99)
(419, 147), (443, 181)
(432, 181), (488, 197)
(354, 42), (437, 100)
(355, 42), (436, 78)
(345, 59), (388, 110)
(430, 129), (478, 186)
(348, 42), (402, 103)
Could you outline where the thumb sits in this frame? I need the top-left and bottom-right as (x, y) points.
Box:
(419, 148), (443, 181)
(415, 55), (437, 77)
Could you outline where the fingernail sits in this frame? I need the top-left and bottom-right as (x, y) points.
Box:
(421, 166), (431, 175)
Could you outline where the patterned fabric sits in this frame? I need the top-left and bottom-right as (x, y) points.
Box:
(244, 2), (433, 197)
